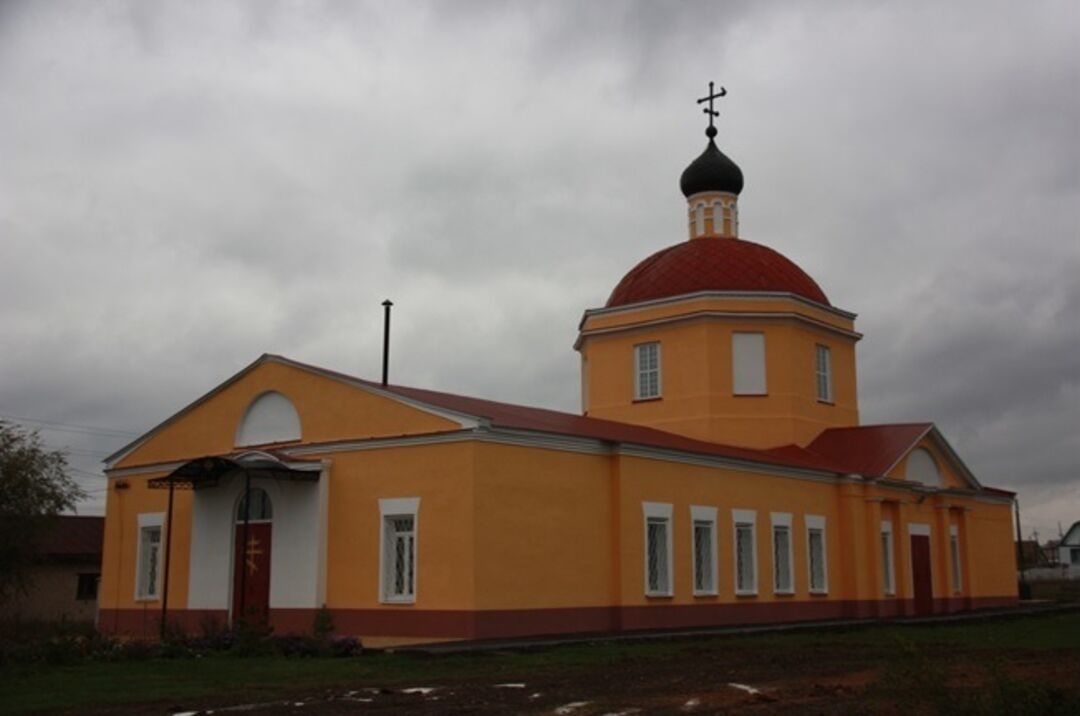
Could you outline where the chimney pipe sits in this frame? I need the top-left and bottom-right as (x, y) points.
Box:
(381, 299), (393, 386)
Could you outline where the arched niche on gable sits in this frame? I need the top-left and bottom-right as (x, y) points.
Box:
(235, 391), (301, 447)
(906, 448), (942, 488)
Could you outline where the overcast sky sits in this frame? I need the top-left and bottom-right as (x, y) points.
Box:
(1, 0), (1077, 542)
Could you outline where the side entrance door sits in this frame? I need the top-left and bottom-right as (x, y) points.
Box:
(232, 487), (273, 626)
(910, 534), (933, 616)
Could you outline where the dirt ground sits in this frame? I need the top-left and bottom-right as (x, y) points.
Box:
(93, 640), (1080, 716)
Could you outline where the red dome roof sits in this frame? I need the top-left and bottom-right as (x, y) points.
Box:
(606, 238), (830, 308)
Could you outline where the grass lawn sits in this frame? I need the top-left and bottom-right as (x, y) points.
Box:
(1, 611), (1078, 714)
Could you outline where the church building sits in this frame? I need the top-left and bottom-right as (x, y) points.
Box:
(98, 93), (1018, 646)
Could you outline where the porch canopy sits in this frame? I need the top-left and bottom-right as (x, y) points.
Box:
(147, 450), (322, 490)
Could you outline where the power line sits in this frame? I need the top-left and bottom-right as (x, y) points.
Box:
(0, 413), (138, 438)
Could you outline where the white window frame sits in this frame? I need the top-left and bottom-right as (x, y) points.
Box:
(732, 332), (767, 396)
(815, 344), (833, 403)
(643, 502), (673, 597)
(690, 505), (718, 596)
(694, 201), (706, 236)
(806, 514), (828, 594)
(634, 342), (662, 401)
(134, 512), (165, 601)
(950, 525), (962, 594)
(379, 497), (420, 604)
(732, 509), (758, 596)
(881, 520), (896, 596)
(771, 512), (794, 595)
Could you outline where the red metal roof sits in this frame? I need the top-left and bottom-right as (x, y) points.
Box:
(804, 423), (932, 478)
(606, 238), (830, 308)
(382, 382), (840, 473)
(297, 357), (973, 481)
(37, 515), (104, 558)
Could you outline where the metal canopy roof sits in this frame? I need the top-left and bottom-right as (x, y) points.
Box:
(147, 452), (321, 490)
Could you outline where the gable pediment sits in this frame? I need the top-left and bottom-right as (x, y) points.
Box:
(107, 355), (472, 470)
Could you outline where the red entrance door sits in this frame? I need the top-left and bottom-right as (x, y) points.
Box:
(233, 522), (272, 626)
(910, 534), (933, 616)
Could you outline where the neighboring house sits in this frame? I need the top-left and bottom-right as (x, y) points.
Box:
(10, 515), (104, 622)
(97, 104), (1018, 647)
(1059, 522), (1080, 567)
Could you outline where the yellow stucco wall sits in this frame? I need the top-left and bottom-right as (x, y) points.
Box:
(98, 470), (193, 613)
(580, 305), (859, 448)
(320, 442), (476, 610)
(472, 443), (614, 610)
(114, 359), (460, 469)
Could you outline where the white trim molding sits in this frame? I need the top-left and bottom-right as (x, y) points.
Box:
(908, 522), (931, 537)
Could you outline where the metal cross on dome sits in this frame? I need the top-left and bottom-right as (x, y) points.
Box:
(697, 81), (727, 136)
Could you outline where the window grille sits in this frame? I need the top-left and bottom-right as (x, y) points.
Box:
(881, 529), (895, 595)
(236, 487), (273, 522)
(815, 345), (832, 402)
(693, 520), (714, 593)
(635, 343), (661, 400)
(137, 526), (162, 599)
(808, 527), (826, 592)
(384, 515), (416, 600)
(950, 533), (962, 593)
(735, 523), (755, 593)
(646, 517), (670, 594)
(773, 525), (792, 593)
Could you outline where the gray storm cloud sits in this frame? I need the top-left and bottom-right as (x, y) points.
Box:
(1, 0), (1077, 539)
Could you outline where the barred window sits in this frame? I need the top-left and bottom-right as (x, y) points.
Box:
(773, 525), (792, 593)
(881, 523), (895, 595)
(733, 512), (757, 595)
(136, 526), (161, 600)
(634, 342), (661, 400)
(693, 520), (714, 594)
(384, 516), (415, 600)
(807, 517), (828, 593)
(379, 498), (419, 603)
(646, 517), (671, 595)
(950, 528), (962, 594)
(815, 345), (833, 402)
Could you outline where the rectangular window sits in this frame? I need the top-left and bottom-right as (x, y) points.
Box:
(634, 342), (661, 400)
(76, 573), (99, 601)
(136, 525), (162, 600)
(881, 521), (896, 596)
(379, 498), (420, 603)
(691, 505), (718, 595)
(643, 502), (673, 596)
(733, 509), (757, 595)
(815, 344), (833, 403)
(771, 512), (793, 594)
(732, 333), (767, 395)
(807, 515), (828, 594)
(950, 526), (962, 594)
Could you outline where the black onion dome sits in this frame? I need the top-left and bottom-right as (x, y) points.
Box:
(679, 138), (744, 197)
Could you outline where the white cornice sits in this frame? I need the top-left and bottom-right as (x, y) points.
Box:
(575, 308), (862, 350)
(579, 290), (858, 329)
